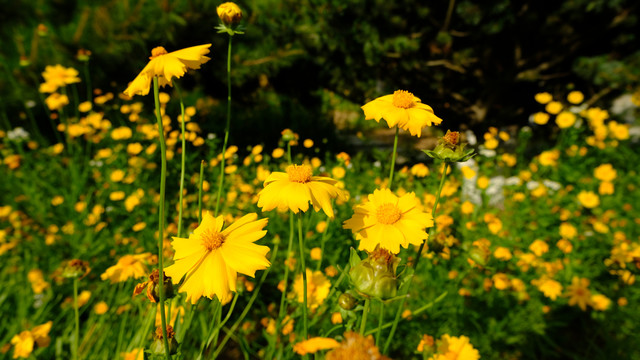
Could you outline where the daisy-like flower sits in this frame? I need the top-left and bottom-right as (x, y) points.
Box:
(361, 90), (442, 137)
(566, 276), (592, 311)
(39, 65), (81, 93)
(343, 188), (434, 254)
(123, 44), (212, 97)
(164, 211), (270, 304)
(100, 252), (156, 283)
(10, 321), (53, 359)
(257, 164), (345, 218)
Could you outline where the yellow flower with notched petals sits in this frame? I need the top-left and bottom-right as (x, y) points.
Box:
(164, 212), (270, 304)
(343, 188), (433, 254)
(257, 164), (345, 218)
(361, 90), (442, 137)
(123, 45), (212, 97)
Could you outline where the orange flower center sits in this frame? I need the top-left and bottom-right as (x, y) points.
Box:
(376, 203), (402, 224)
(202, 230), (225, 251)
(286, 164), (312, 183)
(150, 46), (168, 59)
(392, 90), (415, 109)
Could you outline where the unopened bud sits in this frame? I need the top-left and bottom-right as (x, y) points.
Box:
(338, 293), (358, 310)
(217, 2), (243, 26)
(62, 259), (90, 279)
(423, 130), (475, 163)
(150, 325), (179, 356)
(349, 248), (400, 300)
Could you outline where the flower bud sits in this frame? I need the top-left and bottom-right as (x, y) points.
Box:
(338, 293), (358, 310)
(423, 130), (475, 163)
(150, 325), (179, 356)
(61, 259), (90, 279)
(349, 248), (400, 300)
(217, 2), (243, 26)
(134, 269), (174, 303)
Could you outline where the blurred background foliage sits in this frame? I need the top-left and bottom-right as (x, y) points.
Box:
(1, 0), (639, 147)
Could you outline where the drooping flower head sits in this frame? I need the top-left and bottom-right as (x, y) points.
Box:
(362, 90), (442, 137)
(257, 164), (346, 218)
(164, 212), (270, 304)
(123, 44), (212, 97)
(343, 188), (434, 254)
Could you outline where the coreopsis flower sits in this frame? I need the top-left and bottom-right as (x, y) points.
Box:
(123, 44), (212, 97)
(164, 212), (270, 304)
(293, 337), (340, 355)
(293, 269), (331, 310)
(567, 91), (584, 104)
(555, 111), (576, 128)
(534, 92), (552, 104)
(577, 191), (600, 209)
(45, 93), (69, 111)
(362, 90), (442, 137)
(430, 334), (480, 360)
(343, 188), (433, 254)
(566, 276), (592, 311)
(121, 348), (144, 360)
(217, 2), (243, 25)
(101, 253), (156, 283)
(326, 332), (390, 360)
(257, 164), (346, 218)
(10, 321), (52, 359)
(39, 65), (81, 93)
(594, 163), (617, 182)
(531, 277), (563, 301)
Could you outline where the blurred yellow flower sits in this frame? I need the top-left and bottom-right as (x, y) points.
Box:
(101, 253), (155, 283)
(555, 111), (576, 128)
(343, 188), (433, 254)
(123, 44), (212, 97)
(362, 90), (442, 137)
(39, 65), (80, 93)
(293, 337), (339, 355)
(532, 277), (562, 301)
(533, 112), (550, 125)
(534, 92), (552, 104)
(94, 301), (109, 315)
(326, 332), (389, 360)
(10, 321), (52, 359)
(591, 294), (611, 311)
(121, 348), (144, 360)
(593, 163), (616, 182)
(545, 101), (563, 115)
(258, 164), (345, 218)
(430, 334), (480, 360)
(165, 212), (270, 304)
(293, 269), (331, 310)
(577, 191), (599, 208)
(566, 276), (592, 311)
(45, 93), (69, 111)
(567, 91), (584, 104)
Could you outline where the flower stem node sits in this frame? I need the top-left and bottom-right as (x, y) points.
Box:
(349, 248), (400, 300)
(150, 325), (179, 356)
(423, 130), (475, 162)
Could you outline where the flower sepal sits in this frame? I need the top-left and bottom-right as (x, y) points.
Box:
(423, 130), (476, 163)
(215, 23), (245, 36)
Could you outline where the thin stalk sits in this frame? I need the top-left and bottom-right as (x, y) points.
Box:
(297, 213), (308, 341)
(214, 35), (233, 216)
(175, 83), (186, 237)
(316, 216), (331, 271)
(152, 76), (171, 360)
(213, 241), (280, 359)
(383, 161), (450, 354)
(198, 160), (205, 223)
(376, 301), (384, 346)
(83, 61), (92, 102)
(277, 212), (295, 325)
(73, 278), (80, 360)
(360, 298), (370, 335)
(388, 126), (400, 188)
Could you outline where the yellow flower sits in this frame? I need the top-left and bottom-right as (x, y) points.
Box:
(123, 44), (212, 97)
(529, 239), (549, 256)
(121, 348), (145, 360)
(326, 332), (390, 360)
(532, 112), (550, 125)
(591, 294), (611, 311)
(40, 65), (81, 93)
(361, 90), (442, 137)
(593, 163), (616, 182)
(534, 92), (553, 104)
(567, 91), (584, 104)
(559, 223), (577, 239)
(165, 212), (270, 304)
(293, 337), (340, 355)
(257, 164), (345, 218)
(545, 101), (563, 115)
(101, 253), (155, 283)
(45, 93), (69, 111)
(555, 111), (576, 128)
(430, 334), (480, 360)
(293, 269), (331, 310)
(410, 163), (430, 177)
(217, 2), (243, 25)
(531, 277), (562, 301)
(94, 301), (109, 315)
(11, 321), (52, 359)
(493, 247), (512, 261)
(566, 276), (592, 311)
(343, 188), (433, 254)
(577, 191), (599, 208)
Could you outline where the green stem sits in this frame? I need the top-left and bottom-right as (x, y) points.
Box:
(214, 35), (233, 217)
(316, 216), (332, 271)
(376, 301), (384, 347)
(365, 291), (447, 336)
(83, 61), (92, 102)
(213, 241), (280, 359)
(73, 277), (79, 360)
(388, 126), (400, 188)
(297, 213), (308, 341)
(383, 161), (450, 354)
(277, 212), (295, 326)
(152, 76), (171, 360)
(198, 160), (205, 223)
(175, 83), (186, 237)
(360, 298), (370, 335)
